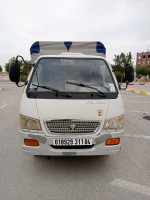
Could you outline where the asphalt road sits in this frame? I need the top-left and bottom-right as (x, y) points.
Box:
(0, 83), (150, 200)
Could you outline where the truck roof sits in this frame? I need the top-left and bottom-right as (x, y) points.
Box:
(30, 41), (106, 63)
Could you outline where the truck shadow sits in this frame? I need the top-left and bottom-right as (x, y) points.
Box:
(31, 155), (114, 176)
(20, 152), (122, 184)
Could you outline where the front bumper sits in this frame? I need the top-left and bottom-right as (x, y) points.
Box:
(20, 130), (124, 156)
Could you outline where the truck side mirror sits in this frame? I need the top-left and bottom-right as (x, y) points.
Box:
(9, 61), (20, 85)
(125, 66), (134, 82)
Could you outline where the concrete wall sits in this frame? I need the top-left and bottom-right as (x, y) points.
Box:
(0, 72), (9, 81)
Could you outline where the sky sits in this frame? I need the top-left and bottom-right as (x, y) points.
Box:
(0, 0), (150, 70)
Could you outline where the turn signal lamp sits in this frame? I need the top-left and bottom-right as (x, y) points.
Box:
(24, 139), (39, 146)
(105, 138), (120, 146)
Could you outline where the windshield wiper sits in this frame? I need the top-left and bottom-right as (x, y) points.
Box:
(32, 84), (71, 97)
(66, 81), (106, 97)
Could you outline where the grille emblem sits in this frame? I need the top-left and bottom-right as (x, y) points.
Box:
(69, 124), (77, 130)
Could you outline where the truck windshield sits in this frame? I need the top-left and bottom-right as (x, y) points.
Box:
(29, 58), (117, 93)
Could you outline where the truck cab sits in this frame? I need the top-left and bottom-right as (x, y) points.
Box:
(10, 41), (125, 156)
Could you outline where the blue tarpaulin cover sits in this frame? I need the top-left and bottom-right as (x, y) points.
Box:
(30, 41), (106, 63)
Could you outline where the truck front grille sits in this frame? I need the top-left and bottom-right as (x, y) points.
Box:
(45, 120), (100, 134)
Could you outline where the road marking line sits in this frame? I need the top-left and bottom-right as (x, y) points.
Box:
(124, 133), (150, 140)
(110, 178), (150, 196)
(0, 103), (7, 109)
(124, 100), (150, 104)
(125, 110), (150, 114)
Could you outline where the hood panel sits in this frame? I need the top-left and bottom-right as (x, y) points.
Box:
(36, 99), (108, 120)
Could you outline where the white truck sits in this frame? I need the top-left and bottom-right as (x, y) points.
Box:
(9, 41), (134, 156)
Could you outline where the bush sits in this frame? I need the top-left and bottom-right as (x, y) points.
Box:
(136, 66), (150, 81)
(136, 74), (141, 79)
(114, 71), (122, 82)
(20, 75), (28, 82)
(0, 65), (2, 72)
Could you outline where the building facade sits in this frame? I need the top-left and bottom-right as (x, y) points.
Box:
(136, 52), (150, 67)
(0, 72), (9, 81)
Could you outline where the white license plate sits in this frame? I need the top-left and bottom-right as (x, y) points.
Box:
(53, 138), (92, 146)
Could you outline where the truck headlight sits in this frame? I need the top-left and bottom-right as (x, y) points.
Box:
(103, 115), (124, 130)
(20, 114), (42, 130)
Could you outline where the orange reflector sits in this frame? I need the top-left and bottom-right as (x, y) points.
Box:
(24, 139), (39, 146)
(105, 138), (120, 146)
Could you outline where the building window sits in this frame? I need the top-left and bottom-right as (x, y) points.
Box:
(138, 56), (141, 59)
(143, 55), (146, 59)
(148, 55), (150, 58)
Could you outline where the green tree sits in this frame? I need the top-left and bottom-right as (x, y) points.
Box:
(0, 65), (2, 72)
(136, 66), (150, 81)
(5, 57), (16, 72)
(20, 62), (32, 82)
(113, 52), (133, 82)
(114, 71), (122, 83)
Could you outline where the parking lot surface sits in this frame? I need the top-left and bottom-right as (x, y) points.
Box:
(0, 82), (150, 200)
